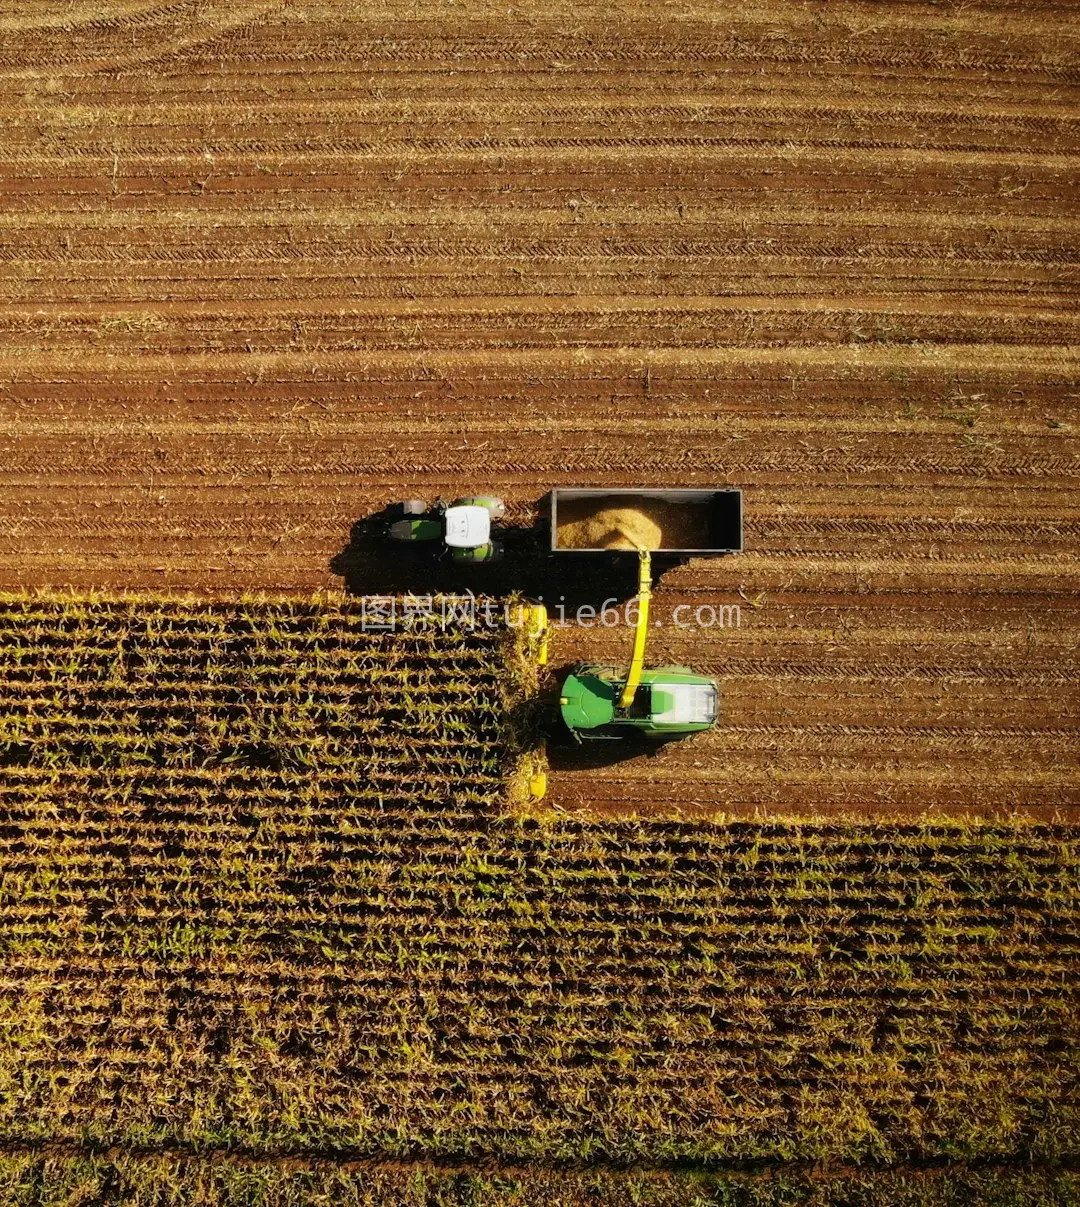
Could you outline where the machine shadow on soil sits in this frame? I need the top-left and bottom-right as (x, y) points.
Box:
(329, 499), (689, 612)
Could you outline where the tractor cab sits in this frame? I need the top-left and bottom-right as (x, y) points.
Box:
(443, 505), (492, 549)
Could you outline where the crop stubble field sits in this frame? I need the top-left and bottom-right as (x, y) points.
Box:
(0, 0), (1077, 818)
(0, 593), (1078, 1204)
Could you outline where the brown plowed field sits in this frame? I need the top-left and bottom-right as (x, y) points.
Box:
(0, 0), (1077, 818)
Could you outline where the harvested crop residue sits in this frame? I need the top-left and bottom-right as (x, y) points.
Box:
(556, 496), (710, 550)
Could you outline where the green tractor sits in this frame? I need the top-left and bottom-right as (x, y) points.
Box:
(556, 551), (720, 742)
(388, 496), (506, 563)
(560, 664), (718, 741)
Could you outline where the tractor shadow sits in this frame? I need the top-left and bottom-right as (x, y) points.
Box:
(546, 739), (660, 771)
(329, 500), (688, 612)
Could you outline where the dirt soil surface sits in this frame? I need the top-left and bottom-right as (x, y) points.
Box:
(0, 0), (1077, 819)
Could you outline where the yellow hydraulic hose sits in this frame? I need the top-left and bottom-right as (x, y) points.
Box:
(617, 549), (652, 710)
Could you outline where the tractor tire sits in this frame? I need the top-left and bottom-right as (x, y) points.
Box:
(389, 517), (443, 542)
(451, 495), (506, 519)
(451, 540), (504, 564)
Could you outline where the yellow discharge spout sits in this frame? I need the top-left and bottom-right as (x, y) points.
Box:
(617, 549), (652, 710)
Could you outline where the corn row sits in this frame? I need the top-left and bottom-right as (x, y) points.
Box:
(0, 593), (1077, 1168)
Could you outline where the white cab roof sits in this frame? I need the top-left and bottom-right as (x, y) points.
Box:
(651, 682), (717, 725)
(444, 505), (491, 548)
